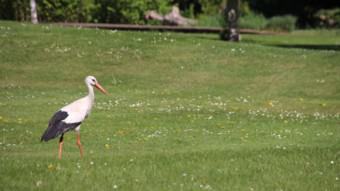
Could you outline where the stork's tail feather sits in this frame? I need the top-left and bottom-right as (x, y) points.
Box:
(41, 110), (69, 142)
(41, 127), (60, 142)
(41, 122), (81, 142)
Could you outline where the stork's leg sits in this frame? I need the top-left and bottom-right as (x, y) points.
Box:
(58, 133), (64, 159)
(76, 132), (83, 158)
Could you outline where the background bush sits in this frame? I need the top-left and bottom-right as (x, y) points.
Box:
(244, 0), (340, 27)
(197, 14), (224, 27)
(37, 0), (93, 22)
(0, 0), (170, 24)
(239, 12), (267, 30)
(314, 8), (340, 28)
(92, 0), (170, 24)
(0, 0), (30, 21)
(0, 0), (338, 29)
(265, 15), (297, 32)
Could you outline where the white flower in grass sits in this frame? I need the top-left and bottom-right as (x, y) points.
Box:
(200, 184), (212, 190)
(36, 180), (43, 187)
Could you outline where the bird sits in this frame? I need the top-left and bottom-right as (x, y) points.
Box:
(41, 76), (108, 159)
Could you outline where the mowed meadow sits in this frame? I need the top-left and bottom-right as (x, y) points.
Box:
(0, 21), (339, 191)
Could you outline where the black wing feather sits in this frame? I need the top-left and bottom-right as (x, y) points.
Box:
(41, 111), (81, 142)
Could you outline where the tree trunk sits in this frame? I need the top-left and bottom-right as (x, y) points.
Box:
(30, 0), (38, 24)
(220, 0), (240, 41)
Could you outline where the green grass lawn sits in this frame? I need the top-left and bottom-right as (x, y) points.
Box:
(0, 21), (339, 191)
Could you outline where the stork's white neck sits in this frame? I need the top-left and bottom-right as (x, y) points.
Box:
(87, 83), (95, 101)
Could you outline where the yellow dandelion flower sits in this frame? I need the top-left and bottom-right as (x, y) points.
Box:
(268, 100), (274, 107)
(48, 164), (54, 171)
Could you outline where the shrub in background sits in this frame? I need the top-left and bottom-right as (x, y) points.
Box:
(239, 12), (267, 30)
(37, 0), (94, 22)
(243, 0), (339, 28)
(197, 14), (224, 27)
(92, 0), (170, 24)
(314, 8), (340, 28)
(0, 0), (170, 24)
(0, 0), (30, 21)
(265, 15), (297, 32)
(0, 0), (298, 31)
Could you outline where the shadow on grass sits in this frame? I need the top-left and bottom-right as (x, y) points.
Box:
(197, 35), (340, 52)
(242, 38), (340, 51)
(241, 38), (340, 51)
(272, 44), (340, 51)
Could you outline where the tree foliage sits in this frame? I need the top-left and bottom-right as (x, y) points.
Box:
(0, 0), (339, 28)
(92, 0), (170, 24)
(244, 0), (340, 27)
(37, 0), (92, 22)
(0, 0), (30, 21)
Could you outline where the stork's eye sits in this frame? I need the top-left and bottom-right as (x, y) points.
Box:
(92, 79), (95, 82)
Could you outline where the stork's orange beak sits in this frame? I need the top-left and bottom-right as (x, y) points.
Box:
(94, 83), (108, 95)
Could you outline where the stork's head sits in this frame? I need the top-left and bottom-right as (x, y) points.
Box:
(85, 76), (108, 94)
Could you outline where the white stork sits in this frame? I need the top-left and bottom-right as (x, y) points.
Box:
(41, 76), (107, 159)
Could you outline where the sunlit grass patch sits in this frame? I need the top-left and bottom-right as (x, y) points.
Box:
(0, 21), (339, 191)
